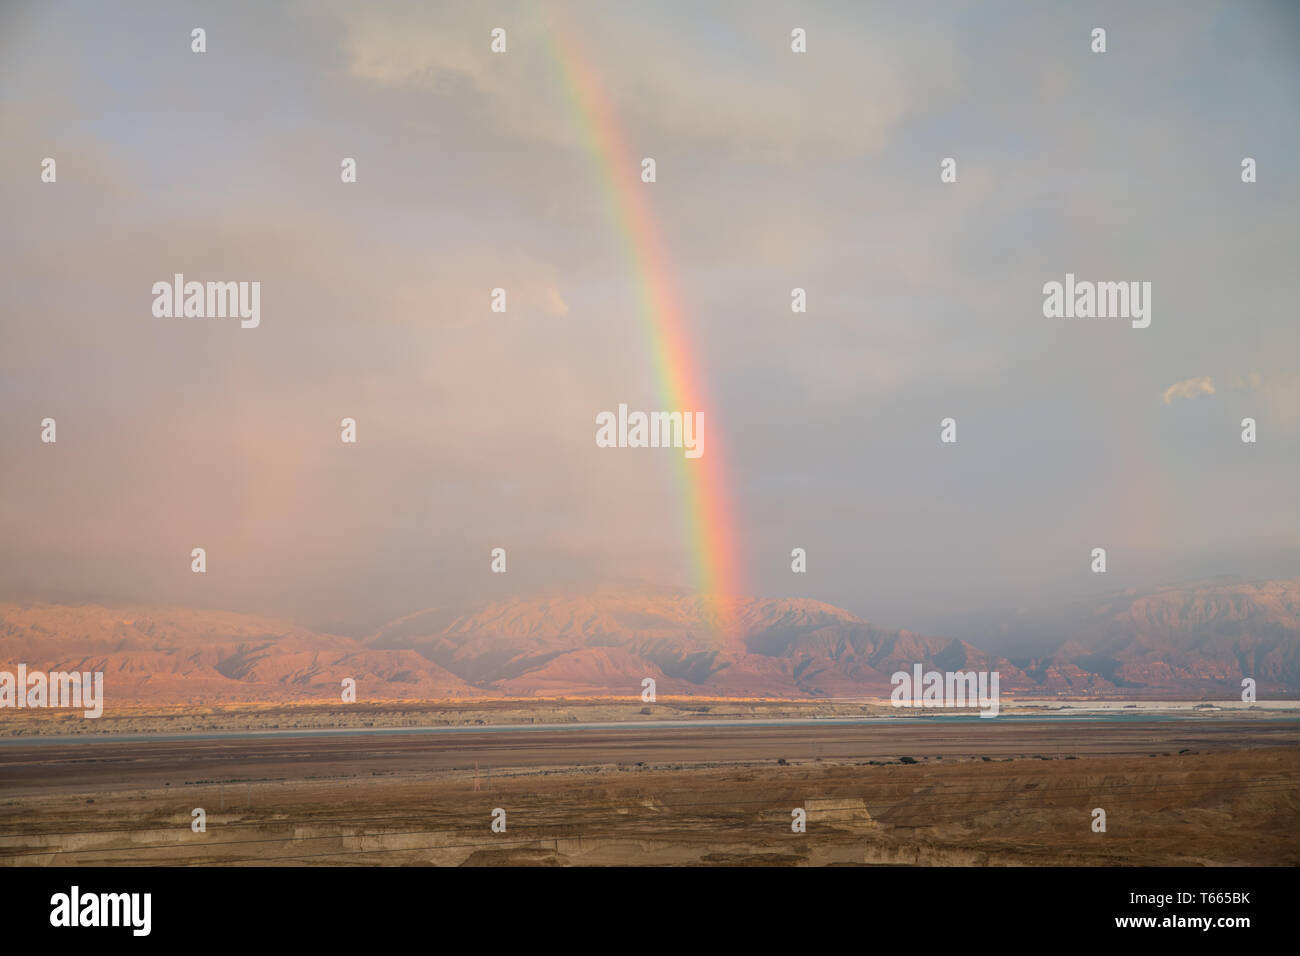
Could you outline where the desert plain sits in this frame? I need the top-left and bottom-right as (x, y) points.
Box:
(1, 699), (1296, 866)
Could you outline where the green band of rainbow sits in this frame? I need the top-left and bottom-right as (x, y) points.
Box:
(545, 16), (743, 633)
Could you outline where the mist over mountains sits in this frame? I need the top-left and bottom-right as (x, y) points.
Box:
(2, 578), (1298, 705)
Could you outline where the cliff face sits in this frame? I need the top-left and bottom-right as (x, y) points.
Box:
(1045, 579), (1300, 694)
(0, 603), (480, 704)
(3, 578), (1298, 704)
(364, 582), (1300, 698)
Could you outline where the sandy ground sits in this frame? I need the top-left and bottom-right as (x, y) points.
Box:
(1, 718), (1296, 866)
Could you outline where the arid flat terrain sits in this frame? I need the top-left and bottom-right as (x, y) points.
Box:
(1, 717), (1296, 866)
(3, 696), (1294, 738)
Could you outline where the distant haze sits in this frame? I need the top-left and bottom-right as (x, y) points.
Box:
(4, 580), (1300, 702)
(2, 1), (1298, 647)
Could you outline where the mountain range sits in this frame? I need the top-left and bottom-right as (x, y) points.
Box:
(2, 578), (1298, 705)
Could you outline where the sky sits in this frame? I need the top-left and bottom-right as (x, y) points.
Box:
(1, 0), (1298, 645)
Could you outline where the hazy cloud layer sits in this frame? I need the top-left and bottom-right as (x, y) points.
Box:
(2, 0), (1298, 644)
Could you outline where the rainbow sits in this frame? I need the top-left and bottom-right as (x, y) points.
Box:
(543, 15), (744, 636)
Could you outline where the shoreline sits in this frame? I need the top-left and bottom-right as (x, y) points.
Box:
(2, 696), (1296, 741)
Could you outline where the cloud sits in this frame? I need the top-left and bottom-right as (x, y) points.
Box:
(3, 0), (1299, 639)
(323, 0), (964, 162)
(1234, 371), (1300, 426)
(1161, 377), (1216, 404)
